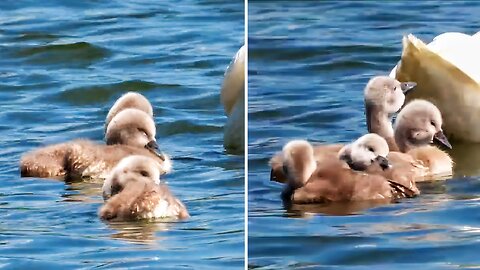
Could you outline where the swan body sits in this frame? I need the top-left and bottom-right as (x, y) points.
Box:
(390, 33), (480, 142)
(221, 45), (245, 153)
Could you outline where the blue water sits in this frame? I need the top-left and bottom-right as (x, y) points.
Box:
(0, 1), (244, 269)
(248, 1), (480, 269)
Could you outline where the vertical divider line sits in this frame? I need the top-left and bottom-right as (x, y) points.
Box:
(244, 0), (249, 268)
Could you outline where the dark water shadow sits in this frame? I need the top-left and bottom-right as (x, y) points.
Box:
(283, 199), (392, 217)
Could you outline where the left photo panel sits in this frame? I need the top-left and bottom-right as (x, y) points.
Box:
(2, 1), (245, 269)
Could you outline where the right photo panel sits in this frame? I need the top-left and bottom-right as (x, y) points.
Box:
(248, 1), (480, 268)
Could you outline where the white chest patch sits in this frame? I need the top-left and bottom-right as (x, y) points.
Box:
(140, 199), (178, 219)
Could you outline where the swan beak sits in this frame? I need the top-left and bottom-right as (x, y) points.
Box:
(400, 82), (417, 94)
(433, 130), (452, 149)
(270, 167), (287, 183)
(375, 155), (391, 170)
(270, 169), (275, 181)
(145, 140), (166, 161)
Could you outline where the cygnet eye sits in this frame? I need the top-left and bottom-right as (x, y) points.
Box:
(393, 86), (397, 92)
(140, 170), (149, 177)
(367, 146), (375, 152)
(138, 128), (148, 137)
(430, 120), (436, 127)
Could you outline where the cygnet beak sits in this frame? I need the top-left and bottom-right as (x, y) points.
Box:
(145, 140), (166, 161)
(433, 130), (452, 149)
(270, 165), (286, 182)
(400, 82), (417, 94)
(102, 190), (111, 201)
(270, 169), (276, 181)
(375, 155), (391, 170)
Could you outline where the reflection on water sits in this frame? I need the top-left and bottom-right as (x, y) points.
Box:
(106, 221), (173, 245)
(249, 1), (480, 268)
(0, 0), (244, 268)
(283, 200), (392, 217)
(61, 180), (103, 203)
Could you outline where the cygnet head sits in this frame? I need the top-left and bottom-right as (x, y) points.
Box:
(339, 133), (391, 171)
(106, 108), (168, 161)
(281, 140), (317, 188)
(394, 99), (452, 152)
(106, 108), (157, 147)
(364, 76), (416, 114)
(102, 155), (162, 200)
(105, 92), (153, 130)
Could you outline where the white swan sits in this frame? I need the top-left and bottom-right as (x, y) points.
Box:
(390, 32), (480, 142)
(221, 45), (245, 153)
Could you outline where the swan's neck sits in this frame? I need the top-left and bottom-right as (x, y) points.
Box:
(365, 103), (399, 151)
(223, 91), (245, 152)
(395, 130), (410, 153)
(395, 129), (425, 153)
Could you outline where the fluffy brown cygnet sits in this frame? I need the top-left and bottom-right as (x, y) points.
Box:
(281, 134), (417, 204)
(269, 76), (416, 183)
(364, 76), (416, 151)
(394, 99), (453, 177)
(105, 92), (153, 131)
(21, 139), (171, 180)
(338, 134), (418, 195)
(20, 110), (170, 180)
(99, 155), (188, 221)
(338, 135), (419, 194)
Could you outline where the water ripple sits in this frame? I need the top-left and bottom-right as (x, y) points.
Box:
(53, 80), (179, 105)
(13, 42), (111, 67)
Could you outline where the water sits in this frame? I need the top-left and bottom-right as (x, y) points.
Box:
(248, 1), (480, 269)
(0, 1), (244, 269)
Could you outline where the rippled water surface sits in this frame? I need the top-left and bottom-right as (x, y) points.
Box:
(248, 1), (480, 269)
(0, 1), (244, 268)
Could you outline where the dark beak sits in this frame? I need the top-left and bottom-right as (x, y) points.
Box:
(375, 156), (391, 170)
(433, 130), (452, 149)
(400, 82), (416, 94)
(145, 140), (166, 161)
(270, 169), (275, 181)
(270, 166), (289, 184)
